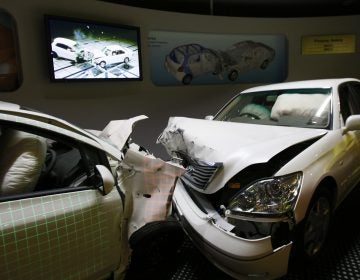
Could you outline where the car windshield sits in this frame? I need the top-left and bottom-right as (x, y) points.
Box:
(215, 88), (332, 129)
(101, 47), (111, 55)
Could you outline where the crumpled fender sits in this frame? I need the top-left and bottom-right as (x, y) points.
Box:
(118, 144), (185, 238)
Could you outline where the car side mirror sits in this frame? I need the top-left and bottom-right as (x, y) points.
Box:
(342, 115), (360, 134)
(95, 165), (115, 195)
(205, 115), (214, 120)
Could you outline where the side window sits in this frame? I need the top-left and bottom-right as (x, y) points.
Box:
(0, 9), (22, 92)
(339, 82), (360, 124)
(189, 54), (200, 63)
(57, 43), (68, 50)
(0, 124), (105, 199)
(349, 83), (360, 112)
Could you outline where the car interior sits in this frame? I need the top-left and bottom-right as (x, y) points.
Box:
(0, 125), (100, 196)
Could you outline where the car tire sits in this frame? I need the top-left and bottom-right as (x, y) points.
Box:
(124, 57), (130, 64)
(52, 51), (58, 58)
(295, 187), (333, 261)
(182, 74), (193, 85)
(260, 59), (270, 69)
(99, 61), (106, 68)
(228, 70), (238, 81)
(127, 219), (184, 279)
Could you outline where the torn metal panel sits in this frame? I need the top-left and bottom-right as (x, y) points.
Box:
(118, 143), (184, 238)
(99, 115), (148, 151)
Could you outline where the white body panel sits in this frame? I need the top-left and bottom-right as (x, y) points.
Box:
(159, 78), (360, 279)
(0, 101), (183, 280)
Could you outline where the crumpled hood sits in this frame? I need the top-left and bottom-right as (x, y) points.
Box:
(88, 115), (148, 157)
(158, 117), (327, 192)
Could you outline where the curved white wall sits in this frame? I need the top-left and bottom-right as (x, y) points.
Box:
(0, 0), (359, 157)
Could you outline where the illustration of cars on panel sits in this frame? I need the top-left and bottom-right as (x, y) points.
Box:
(92, 45), (132, 68)
(219, 40), (276, 81)
(51, 37), (93, 63)
(164, 41), (275, 85)
(164, 43), (221, 85)
(0, 101), (183, 280)
(157, 78), (360, 279)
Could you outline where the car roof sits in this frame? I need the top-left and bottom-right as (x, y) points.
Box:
(105, 45), (124, 50)
(242, 78), (360, 93)
(53, 37), (77, 45)
(172, 44), (206, 55)
(0, 101), (122, 159)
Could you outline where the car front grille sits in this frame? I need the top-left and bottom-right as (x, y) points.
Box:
(180, 156), (223, 190)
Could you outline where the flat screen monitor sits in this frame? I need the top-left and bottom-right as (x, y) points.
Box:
(44, 15), (142, 81)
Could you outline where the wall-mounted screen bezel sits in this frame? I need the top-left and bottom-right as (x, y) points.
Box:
(44, 14), (143, 82)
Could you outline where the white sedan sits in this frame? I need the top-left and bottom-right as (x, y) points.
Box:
(93, 45), (132, 68)
(158, 78), (360, 279)
(0, 101), (183, 280)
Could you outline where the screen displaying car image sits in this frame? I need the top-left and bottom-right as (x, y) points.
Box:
(44, 15), (142, 81)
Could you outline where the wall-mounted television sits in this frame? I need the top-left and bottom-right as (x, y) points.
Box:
(44, 15), (142, 81)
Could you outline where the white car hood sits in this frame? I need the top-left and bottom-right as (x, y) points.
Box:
(158, 117), (327, 192)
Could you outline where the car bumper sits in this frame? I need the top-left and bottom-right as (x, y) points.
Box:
(173, 182), (293, 280)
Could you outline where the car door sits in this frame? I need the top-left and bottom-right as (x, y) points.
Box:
(187, 52), (203, 76)
(54, 42), (75, 61)
(201, 51), (218, 74)
(336, 81), (360, 198)
(0, 117), (125, 280)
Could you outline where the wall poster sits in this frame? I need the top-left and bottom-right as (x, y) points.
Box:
(149, 30), (288, 86)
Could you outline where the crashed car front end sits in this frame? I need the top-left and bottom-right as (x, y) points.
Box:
(171, 157), (296, 279)
(173, 180), (292, 279)
(157, 116), (328, 279)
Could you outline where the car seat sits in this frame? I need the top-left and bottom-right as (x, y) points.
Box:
(0, 128), (47, 195)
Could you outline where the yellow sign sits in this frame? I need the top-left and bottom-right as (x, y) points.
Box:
(302, 34), (356, 55)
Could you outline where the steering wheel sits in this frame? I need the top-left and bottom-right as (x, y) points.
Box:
(238, 112), (261, 120)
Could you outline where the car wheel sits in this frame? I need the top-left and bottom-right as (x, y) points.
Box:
(182, 74), (193, 85)
(260, 59), (270, 69)
(228, 70), (238, 81)
(51, 51), (58, 58)
(296, 188), (332, 260)
(127, 219), (184, 279)
(124, 57), (130, 64)
(99, 61), (106, 68)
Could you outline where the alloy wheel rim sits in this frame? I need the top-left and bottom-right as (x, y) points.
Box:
(304, 196), (331, 257)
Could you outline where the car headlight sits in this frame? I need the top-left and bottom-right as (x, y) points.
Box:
(227, 172), (302, 218)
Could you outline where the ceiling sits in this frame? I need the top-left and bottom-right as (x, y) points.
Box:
(102, 0), (360, 17)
